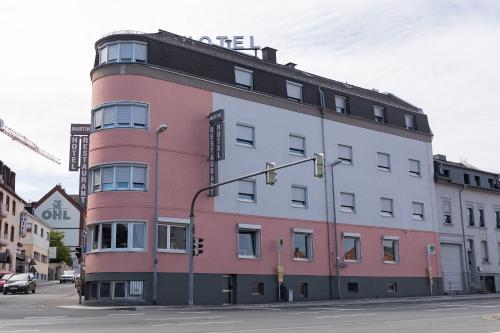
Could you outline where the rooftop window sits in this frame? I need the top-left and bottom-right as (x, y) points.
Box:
(99, 41), (147, 65)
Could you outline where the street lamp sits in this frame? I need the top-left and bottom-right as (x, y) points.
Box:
(330, 159), (342, 300)
(153, 124), (168, 305)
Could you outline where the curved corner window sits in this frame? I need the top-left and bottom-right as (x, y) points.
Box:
(92, 102), (148, 131)
(99, 41), (147, 65)
(90, 164), (147, 193)
(87, 222), (146, 252)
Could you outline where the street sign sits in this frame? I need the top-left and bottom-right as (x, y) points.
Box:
(49, 247), (57, 259)
(277, 265), (284, 283)
(427, 244), (436, 255)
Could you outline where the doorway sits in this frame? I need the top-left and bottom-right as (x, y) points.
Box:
(222, 275), (234, 305)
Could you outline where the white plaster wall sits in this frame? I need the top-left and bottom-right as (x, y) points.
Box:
(213, 93), (438, 233)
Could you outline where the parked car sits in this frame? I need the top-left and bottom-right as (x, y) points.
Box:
(59, 270), (76, 283)
(0, 273), (14, 292)
(3, 273), (36, 294)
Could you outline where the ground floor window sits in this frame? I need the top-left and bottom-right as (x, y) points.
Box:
(86, 280), (144, 301)
(347, 282), (359, 293)
(298, 282), (308, 297)
(252, 282), (264, 296)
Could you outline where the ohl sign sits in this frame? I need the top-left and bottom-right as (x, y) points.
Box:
(41, 200), (71, 221)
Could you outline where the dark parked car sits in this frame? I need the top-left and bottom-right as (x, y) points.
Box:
(3, 273), (36, 294)
(0, 273), (14, 292)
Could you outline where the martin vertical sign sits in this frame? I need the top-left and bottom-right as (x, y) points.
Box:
(208, 109), (225, 196)
(69, 124), (91, 206)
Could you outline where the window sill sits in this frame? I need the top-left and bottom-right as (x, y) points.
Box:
(236, 142), (255, 149)
(383, 261), (399, 264)
(482, 261), (491, 265)
(291, 204), (307, 209)
(377, 167), (391, 172)
(409, 173), (421, 178)
(87, 249), (146, 254)
(237, 199), (256, 204)
(238, 255), (260, 260)
(344, 259), (359, 263)
(412, 217), (424, 221)
(289, 152), (306, 157)
(158, 249), (187, 254)
(380, 213), (394, 218)
(341, 208), (355, 213)
(293, 258), (312, 262)
(443, 223), (455, 226)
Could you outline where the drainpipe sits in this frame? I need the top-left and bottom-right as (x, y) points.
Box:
(318, 86), (334, 300)
(458, 185), (471, 294)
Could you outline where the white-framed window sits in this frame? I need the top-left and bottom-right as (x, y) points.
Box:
(90, 164), (147, 193)
(409, 159), (421, 177)
(236, 123), (255, 147)
(87, 222), (146, 252)
(286, 81), (303, 102)
(340, 192), (355, 213)
(338, 144), (353, 164)
(467, 206), (475, 226)
(374, 106), (385, 123)
(92, 102), (148, 131)
(342, 232), (360, 262)
(412, 202), (424, 220)
(481, 240), (489, 263)
(291, 185), (307, 208)
(99, 41), (147, 65)
(289, 134), (306, 156)
(87, 280), (144, 301)
(377, 152), (391, 171)
(237, 224), (261, 259)
(381, 197), (394, 217)
(238, 180), (256, 203)
(382, 236), (399, 263)
(405, 114), (415, 130)
(158, 220), (188, 252)
(443, 199), (452, 224)
(292, 228), (313, 260)
(335, 95), (347, 113)
(478, 208), (485, 227)
(234, 67), (253, 90)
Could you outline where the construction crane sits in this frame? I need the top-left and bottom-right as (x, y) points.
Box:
(0, 118), (61, 165)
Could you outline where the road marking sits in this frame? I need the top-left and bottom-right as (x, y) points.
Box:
(424, 307), (469, 312)
(152, 320), (244, 327)
(308, 307), (368, 311)
(177, 311), (212, 314)
(315, 313), (376, 319)
(0, 330), (40, 333)
(107, 313), (145, 317)
(23, 316), (68, 320)
(145, 316), (223, 321)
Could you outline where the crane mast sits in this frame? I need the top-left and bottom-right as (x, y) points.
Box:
(0, 119), (61, 165)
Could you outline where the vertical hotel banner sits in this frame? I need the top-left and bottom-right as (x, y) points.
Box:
(69, 124), (91, 205)
(208, 109), (225, 196)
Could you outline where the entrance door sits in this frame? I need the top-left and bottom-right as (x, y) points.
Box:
(222, 275), (233, 305)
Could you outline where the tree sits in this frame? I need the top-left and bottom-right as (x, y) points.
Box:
(49, 231), (72, 266)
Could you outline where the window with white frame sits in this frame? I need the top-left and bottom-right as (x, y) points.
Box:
(409, 159), (421, 177)
(467, 206), (475, 226)
(158, 223), (187, 252)
(377, 152), (391, 171)
(405, 114), (415, 130)
(92, 102), (148, 131)
(340, 192), (355, 213)
(234, 67), (253, 90)
(289, 134), (305, 156)
(412, 202), (424, 220)
(342, 233), (360, 261)
(481, 240), (489, 263)
(374, 106), (385, 123)
(87, 281), (144, 301)
(383, 236), (399, 263)
(335, 95), (347, 113)
(291, 185), (307, 208)
(292, 228), (313, 260)
(238, 224), (261, 258)
(90, 164), (147, 193)
(443, 199), (452, 224)
(99, 41), (147, 65)
(238, 180), (256, 202)
(236, 123), (255, 147)
(380, 198), (394, 217)
(87, 222), (146, 252)
(338, 145), (353, 164)
(286, 81), (303, 101)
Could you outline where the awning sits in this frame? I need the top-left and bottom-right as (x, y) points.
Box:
(0, 251), (11, 264)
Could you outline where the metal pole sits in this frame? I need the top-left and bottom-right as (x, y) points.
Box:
(187, 216), (194, 306)
(458, 185), (471, 294)
(153, 124), (167, 305)
(331, 161), (342, 300)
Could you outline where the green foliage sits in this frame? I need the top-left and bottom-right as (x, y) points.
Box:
(49, 231), (73, 266)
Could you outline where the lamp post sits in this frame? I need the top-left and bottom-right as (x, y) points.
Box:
(153, 124), (168, 305)
(330, 159), (343, 300)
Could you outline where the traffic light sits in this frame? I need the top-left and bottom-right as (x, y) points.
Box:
(193, 237), (204, 256)
(75, 246), (82, 260)
(265, 162), (277, 185)
(314, 153), (325, 178)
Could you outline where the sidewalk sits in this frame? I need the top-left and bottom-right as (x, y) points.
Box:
(60, 293), (500, 311)
(37, 280), (63, 286)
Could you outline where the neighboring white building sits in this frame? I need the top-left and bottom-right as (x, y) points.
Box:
(18, 211), (51, 280)
(33, 185), (85, 270)
(434, 154), (500, 293)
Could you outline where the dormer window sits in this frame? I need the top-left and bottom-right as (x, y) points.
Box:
(405, 114), (415, 130)
(99, 41), (147, 65)
(335, 95), (347, 113)
(286, 81), (303, 102)
(374, 106), (385, 123)
(234, 67), (253, 90)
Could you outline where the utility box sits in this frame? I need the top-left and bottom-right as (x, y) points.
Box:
(288, 289), (294, 302)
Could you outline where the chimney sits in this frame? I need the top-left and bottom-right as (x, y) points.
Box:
(285, 62), (297, 69)
(261, 47), (277, 63)
(434, 154), (447, 161)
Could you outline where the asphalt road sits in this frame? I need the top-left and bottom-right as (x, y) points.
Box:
(1, 283), (500, 333)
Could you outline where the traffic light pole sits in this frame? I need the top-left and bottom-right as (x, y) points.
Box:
(187, 154), (321, 306)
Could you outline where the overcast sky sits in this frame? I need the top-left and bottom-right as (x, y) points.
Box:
(1, 0), (499, 201)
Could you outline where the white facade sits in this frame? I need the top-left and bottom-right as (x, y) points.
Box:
(213, 93), (438, 233)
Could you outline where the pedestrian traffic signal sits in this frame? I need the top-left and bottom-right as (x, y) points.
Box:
(265, 162), (277, 185)
(193, 237), (204, 256)
(314, 153), (325, 178)
(75, 246), (82, 260)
